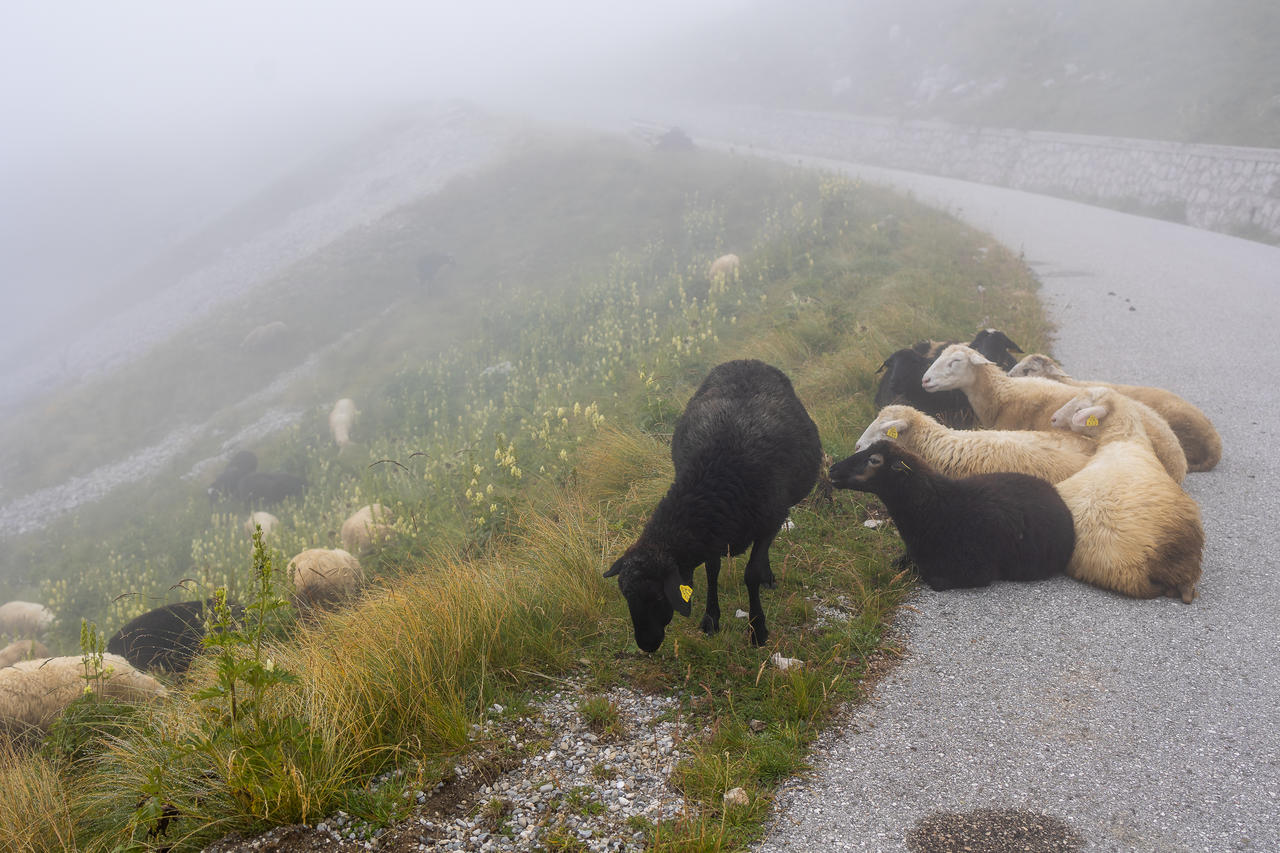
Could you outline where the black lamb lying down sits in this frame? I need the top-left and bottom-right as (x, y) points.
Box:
(829, 440), (1075, 590)
(873, 329), (1024, 427)
(604, 359), (821, 651)
(107, 598), (241, 674)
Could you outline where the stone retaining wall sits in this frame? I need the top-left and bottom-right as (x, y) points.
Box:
(675, 106), (1280, 241)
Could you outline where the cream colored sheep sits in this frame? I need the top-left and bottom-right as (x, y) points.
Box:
(922, 344), (1187, 483)
(707, 253), (740, 286)
(243, 511), (280, 539)
(328, 398), (358, 448)
(0, 653), (166, 736)
(340, 504), (395, 555)
(1009, 353), (1221, 472)
(0, 601), (54, 639)
(0, 639), (48, 668)
(856, 404), (1097, 484)
(289, 548), (364, 611)
(1051, 387), (1203, 603)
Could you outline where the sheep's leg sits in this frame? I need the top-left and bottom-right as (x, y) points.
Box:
(744, 532), (779, 646)
(746, 579), (768, 646)
(743, 530), (779, 589)
(701, 556), (722, 634)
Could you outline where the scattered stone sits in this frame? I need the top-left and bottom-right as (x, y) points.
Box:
(749, 719), (768, 733)
(770, 652), (805, 671)
(723, 787), (750, 807)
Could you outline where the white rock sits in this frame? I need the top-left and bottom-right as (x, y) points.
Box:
(723, 787), (750, 807)
(863, 519), (884, 528)
(770, 652), (805, 671)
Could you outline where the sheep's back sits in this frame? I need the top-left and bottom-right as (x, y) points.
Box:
(907, 424), (1095, 484)
(1054, 443), (1202, 599)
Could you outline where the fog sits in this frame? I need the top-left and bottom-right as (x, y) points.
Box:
(0, 0), (739, 366)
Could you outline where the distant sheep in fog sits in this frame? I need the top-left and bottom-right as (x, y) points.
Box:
(289, 548), (364, 611)
(0, 653), (166, 736)
(0, 601), (54, 639)
(243, 511), (280, 539)
(240, 320), (290, 354)
(340, 504), (395, 554)
(208, 450), (258, 499)
(417, 252), (455, 283)
(329, 398), (358, 448)
(707, 253), (740, 286)
(0, 639), (48, 668)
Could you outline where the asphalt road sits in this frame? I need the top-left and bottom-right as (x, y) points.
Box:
(745, 155), (1280, 851)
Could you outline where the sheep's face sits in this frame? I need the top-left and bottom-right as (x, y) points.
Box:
(920, 345), (988, 392)
(603, 547), (690, 653)
(856, 407), (911, 452)
(830, 441), (914, 492)
(1008, 354), (1068, 380)
(1050, 388), (1110, 433)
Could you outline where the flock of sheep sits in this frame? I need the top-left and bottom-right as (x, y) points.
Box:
(0, 395), (391, 738)
(605, 322), (1216, 652)
(1, 248), (1216, 744)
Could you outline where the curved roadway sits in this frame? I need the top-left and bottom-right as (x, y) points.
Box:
(741, 155), (1280, 851)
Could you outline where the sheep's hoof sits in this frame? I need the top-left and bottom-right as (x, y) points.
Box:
(700, 613), (721, 634)
(748, 619), (768, 647)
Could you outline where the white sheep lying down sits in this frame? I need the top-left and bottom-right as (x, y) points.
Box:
(1008, 353), (1222, 472)
(921, 344), (1188, 483)
(289, 548), (364, 611)
(1051, 387), (1203, 603)
(243, 510), (280, 539)
(0, 601), (54, 639)
(0, 654), (166, 735)
(340, 504), (395, 555)
(0, 639), (49, 668)
(857, 404), (1097, 484)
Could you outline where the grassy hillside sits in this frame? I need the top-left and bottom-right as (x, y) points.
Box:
(0, 137), (1048, 850)
(650, 0), (1280, 147)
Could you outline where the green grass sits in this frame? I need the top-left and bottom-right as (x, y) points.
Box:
(0, 137), (1050, 851)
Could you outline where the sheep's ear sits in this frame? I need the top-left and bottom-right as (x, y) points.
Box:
(883, 419), (908, 440)
(875, 359), (889, 375)
(602, 557), (625, 578)
(890, 458), (912, 472)
(664, 573), (693, 617)
(966, 349), (992, 365)
(1072, 405), (1107, 428)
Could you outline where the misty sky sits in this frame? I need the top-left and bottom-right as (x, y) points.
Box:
(0, 0), (739, 357)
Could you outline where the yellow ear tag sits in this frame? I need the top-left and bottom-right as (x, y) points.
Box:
(886, 426), (899, 439)
(1086, 416), (1099, 427)
(679, 584), (693, 603)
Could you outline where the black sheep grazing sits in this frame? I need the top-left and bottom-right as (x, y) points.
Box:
(829, 440), (1075, 590)
(969, 328), (1025, 371)
(234, 471), (305, 507)
(207, 450), (258, 499)
(604, 360), (821, 651)
(107, 599), (221, 673)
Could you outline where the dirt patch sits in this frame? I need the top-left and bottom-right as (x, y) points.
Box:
(906, 808), (1084, 853)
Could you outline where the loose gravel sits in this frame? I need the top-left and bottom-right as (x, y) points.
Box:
(206, 682), (690, 852)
